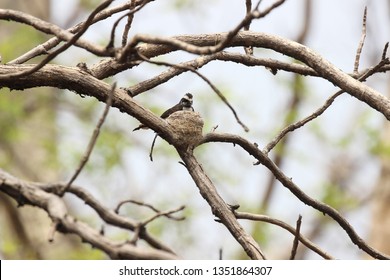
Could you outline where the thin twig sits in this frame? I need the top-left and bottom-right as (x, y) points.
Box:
(141, 205), (186, 226)
(66, 184), (176, 253)
(149, 134), (159, 161)
(125, 204), (185, 246)
(137, 52), (250, 132)
(382, 42), (389, 60)
(0, 9), (107, 57)
(353, 6), (367, 74)
(60, 82), (116, 195)
(116, 199), (186, 237)
(235, 212), (332, 259)
(290, 215), (302, 260)
(115, 199), (185, 221)
(0, 0), (114, 80)
(7, 2), (138, 64)
(106, 0), (151, 49)
(0, 169), (177, 259)
(199, 132), (390, 259)
(119, 0), (286, 61)
(244, 0), (254, 55)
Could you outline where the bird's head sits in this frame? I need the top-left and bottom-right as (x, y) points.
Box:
(180, 93), (193, 108)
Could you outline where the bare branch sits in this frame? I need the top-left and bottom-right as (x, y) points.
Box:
(263, 56), (390, 154)
(119, 1), (287, 61)
(177, 149), (266, 260)
(7, 2), (139, 64)
(149, 134), (159, 161)
(0, 9), (108, 57)
(112, 31), (390, 120)
(115, 199), (185, 222)
(20, 179), (177, 253)
(244, 0), (254, 55)
(290, 215), (302, 260)
(0, 169), (178, 259)
(141, 205), (186, 226)
(0, 64), (177, 143)
(0, 0), (115, 80)
(199, 132), (390, 259)
(353, 6), (367, 74)
(106, 0), (152, 49)
(382, 42), (389, 60)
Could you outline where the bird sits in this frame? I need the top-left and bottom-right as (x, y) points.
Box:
(133, 93), (194, 131)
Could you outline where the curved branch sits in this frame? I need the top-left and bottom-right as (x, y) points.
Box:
(199, 132), (390, 260)
(263, 57), (390, 154)
(118, 31), (390, 120)
(0, 168), (178, 260)
(234, 211), (333, 259)
(0, 0), (114, 80)
(0, 9), (108, 57)
(7, 1), (143, 64)
(0, 64), (177, 143)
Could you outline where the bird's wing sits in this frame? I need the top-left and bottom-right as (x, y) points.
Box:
(160, 103), (182, 119)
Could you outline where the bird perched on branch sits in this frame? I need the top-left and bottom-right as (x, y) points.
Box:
(133, 93), (194, 131)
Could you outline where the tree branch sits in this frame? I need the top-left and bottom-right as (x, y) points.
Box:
(0, 168), (178, 259)
(235, 211), (332, 259)
(6, 1), (148, 64)
(90, 31), (390, 121)
(263, 56), (390, 154)
(177, 149), (266, 260)
(0, 9), (108, 57)
(199, 132), (390, 259)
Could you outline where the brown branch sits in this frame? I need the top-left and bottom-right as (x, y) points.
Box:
(0, 0), (114, 80)
(7, 1), (147, 64)
(244, 0), (254, 55)
(263, 56), (390, 154)
(115, 199), (185, 222)
(66, 185), (176, 253)
(119, 0), (286, 61)
(354, 7), (367, 74)
(177, 149), (266, 260)
(141, 205), (186, 226)
(290, 215), (302, 260)
(0, 64), (177, 144)
(106, 0), (152, 49)
(127, 55), (217, 96)
(14, 178), (176, 254)
(0, 9), (108, 57)
(149, 134), (159, 162)
(0, 169), (178, 259)
(199, 132), (390, 259)
(235, 212), (333, 259)
(258, 0), (312, 217)
(108, 31), (390, 120)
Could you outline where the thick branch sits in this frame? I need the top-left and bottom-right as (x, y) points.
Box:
(119, 31), (390, 120)
(177, 149), (266, 260)
(7, 1), (144, 64)
(0, 9), (108, 57)
(0, 168), (178, 260)
(0, 64), (178, 144)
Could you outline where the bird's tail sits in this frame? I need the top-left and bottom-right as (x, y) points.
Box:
(133, 124), (146, 131)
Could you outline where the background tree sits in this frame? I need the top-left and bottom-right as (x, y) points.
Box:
(0, 0), (390, 259)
